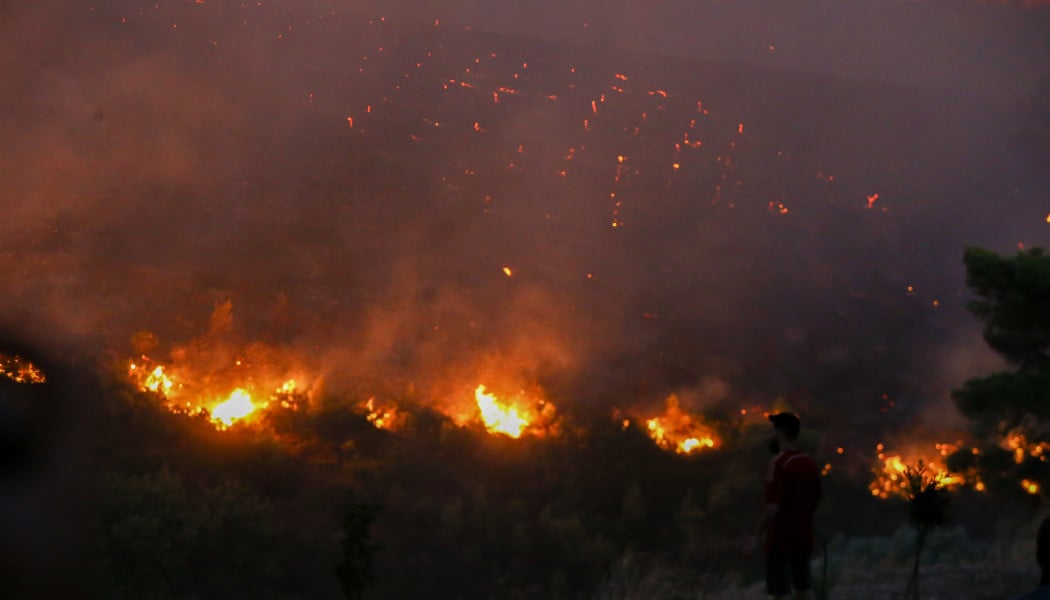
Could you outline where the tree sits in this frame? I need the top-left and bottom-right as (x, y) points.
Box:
(98, 469), (289, 599)
(336, 500), (381, 600)
(951, 246), (1050, 495)
(902, 462), (951, 600)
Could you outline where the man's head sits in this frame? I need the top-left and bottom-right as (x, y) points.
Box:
(767, 413), (801, 454)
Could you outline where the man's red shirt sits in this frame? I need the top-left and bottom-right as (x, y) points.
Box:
(763, 449), (821, 555)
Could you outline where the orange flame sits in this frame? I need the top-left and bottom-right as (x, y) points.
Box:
(1003, 431), (1050, 464)
(869, 442), (967, 499)
(128, 356), (305, 430)
(362, 397), (403, 431)
(643, 394), (718, 454)
(211, 388), (259, 428)
(0, 353), (46, 384)
(474, 385), (530, 438)
(142, 365), (174, 394)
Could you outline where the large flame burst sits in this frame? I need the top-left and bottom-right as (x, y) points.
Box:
(0, 353), (46, 384)
(642, 394), (719, 454)
(128, 358), (302, 430)
(472, 384), (555, 438)
(869, 442), (967, 499)
(211, 388), (257, 428)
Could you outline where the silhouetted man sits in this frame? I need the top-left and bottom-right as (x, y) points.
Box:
(744, 412), (821, 600)
(1016, 516), (1050, 599)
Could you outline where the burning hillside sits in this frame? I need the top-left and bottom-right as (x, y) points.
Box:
(2, 0), (1036, 491)
(127, 357), (304, 429)
(1, 2), (1048, 597)
(1, 1), (1040, 426)
(123, 301), (314, 430)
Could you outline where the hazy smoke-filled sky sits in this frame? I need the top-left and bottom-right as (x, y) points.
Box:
(0, 0), (1046, 429)
(357, 0), (1050, 90)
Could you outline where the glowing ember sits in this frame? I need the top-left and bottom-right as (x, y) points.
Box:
(1022, 479), (1040, 495)
(211, 388), (258, 428)
(1007, 432), (1027, 464)
(1003, 431), (1050, 464)
(475, 385), (530, 438)
(0, 353), (46, 384)
(643, 394), (718, 454)
(869, 443), (965, 499)
(768, 201), (790, 215)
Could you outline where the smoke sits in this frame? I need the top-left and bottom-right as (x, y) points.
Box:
(0, 0), (1045, 432)
(354, 0), (1050, 91)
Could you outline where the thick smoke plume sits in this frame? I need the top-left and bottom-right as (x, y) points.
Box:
(0, 0), (1046, 431)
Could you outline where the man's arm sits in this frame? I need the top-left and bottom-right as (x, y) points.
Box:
(744, 457), (782, 557)
(743, 503), (778, 557)
(756, 502), (779, 535)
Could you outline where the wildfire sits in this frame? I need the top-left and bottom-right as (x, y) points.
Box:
(474, 385), (529, 437)
(1004, 431), (1050, 464)
(362, 397), (403, 430)
(0, 353), (46, 384)
(128, 357), (304, 430)
(643, 394), (718, 454)
(1022, 479), (1041, 495)
(470, 384), (555, 438)
(869, 442), (965, 499)
(211, 388), (258, 428)
(140, 365), (174, 394)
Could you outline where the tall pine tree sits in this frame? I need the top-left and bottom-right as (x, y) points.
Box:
(950, 246), (1050, 497)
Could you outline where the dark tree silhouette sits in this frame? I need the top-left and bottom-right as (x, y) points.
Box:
(336, 500), (381, 600)
(902, 461), (951, 600)
(951, 246), (1050, 495)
